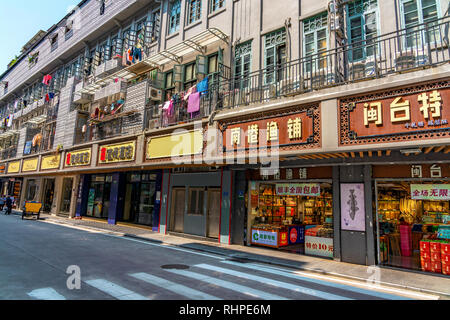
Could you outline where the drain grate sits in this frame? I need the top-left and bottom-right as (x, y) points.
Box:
(161, 264), (190, 270)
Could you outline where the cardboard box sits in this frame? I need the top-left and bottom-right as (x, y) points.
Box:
(442, 263), (450, 275)
(441, 243), (450, 255)
(421, 259), (432, 272)
(441, 253), (450, 264)
(420, 241), (430, 252)
(431, 251), (441, 262)
(420, 250), (431, 260)
(430, 242), (441, 253)
(430, 261), (442, 274)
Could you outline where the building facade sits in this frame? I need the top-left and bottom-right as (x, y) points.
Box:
(0, 0), (449, 275)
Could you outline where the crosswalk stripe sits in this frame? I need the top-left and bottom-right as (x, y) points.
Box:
(27, 288), (66, 300)
(129, 272), (222, 300)
(196, 264), (352, 300)
(221, 261), (412, 300)
(165, 269), (289, 300)
(221, 260), (412, 300)
(85, 279), (150, 300)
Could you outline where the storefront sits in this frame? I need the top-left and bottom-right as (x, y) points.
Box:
(246, 168), (335, 259)
(86, 174), (112, 219)
(167, 169), (223, 239)
(119, 171), (161, 229)
(374, 164), (450, 276)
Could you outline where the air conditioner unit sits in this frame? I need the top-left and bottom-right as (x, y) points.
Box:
(147, 118), (160, 130)
(149, 87), (162, 101)
(395, 51), (416, 71)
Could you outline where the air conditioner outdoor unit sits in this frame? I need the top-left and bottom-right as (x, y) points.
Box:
(149, 87), (162, 101)
(147, 118), (160, 130)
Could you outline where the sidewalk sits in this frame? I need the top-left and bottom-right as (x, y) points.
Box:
(15, 210), (450, 298)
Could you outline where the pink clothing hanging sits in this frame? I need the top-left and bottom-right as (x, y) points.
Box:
(187, 92), (201, 115)
(184, 85), (197, 101)
(42, 75), (52, 86)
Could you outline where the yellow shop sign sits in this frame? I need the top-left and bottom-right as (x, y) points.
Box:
(65, 149), (91, 167)
(7, 161), (21, 174)
(99, 141), (136, 164)
(22, 158), (39, 172)
(146, 130), (203, 160)
(41, 154), (61, 170)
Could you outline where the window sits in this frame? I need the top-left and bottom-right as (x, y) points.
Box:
(210, 0), (225, 13)
(187, 0), (202, 25)
(100, 0), (106, 15)
(184, 63), (197, 89)
(303, 12), (329, 70)
(234, 41), (252, 89)
(50, 34), (58, 52)
(169, 0), (181, 34)
(346, 0), (378, 61)
(264, 29), (286, 84)
(164, 71), (175, 102)
(188, 188), (205, 215)
(65, 21), (74, 41)
(400, 0), (440, 48)
(110, 35), (119, 58)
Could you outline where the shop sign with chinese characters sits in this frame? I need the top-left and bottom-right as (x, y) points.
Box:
(66, 149), (91, 167)
(22, 158), (38, 172)
(275, 184), (321, 197)
(221, 106), (320, 152)
(305, 236), (334, 258)
(41, 154), (61, 170)
(99, 141), (135, 164)
(411, 184), (450, 201)
(339, 84), (450, 145)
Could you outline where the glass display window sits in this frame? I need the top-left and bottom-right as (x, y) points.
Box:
(248, 181), (334, 259)
(376, 180), (450, 276)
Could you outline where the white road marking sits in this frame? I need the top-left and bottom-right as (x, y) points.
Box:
(196, 264), (352, 300)
(85, 279), (150, 300)
(130, 272), (222, 300)
(27, 288), (66, 300)
(165, 269), (289, 300)
(221, 260), (413, 300)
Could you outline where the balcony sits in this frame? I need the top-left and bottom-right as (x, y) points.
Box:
(93, 79), (127, 102)
(0, 146), (17, 160)
(210, 16), (450, 110)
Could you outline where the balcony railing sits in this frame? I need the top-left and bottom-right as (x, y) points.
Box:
(0, 146), (17, 160)
(212, 15), (450, 110)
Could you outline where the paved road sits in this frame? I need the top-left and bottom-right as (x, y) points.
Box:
(0, 214), (435, 301)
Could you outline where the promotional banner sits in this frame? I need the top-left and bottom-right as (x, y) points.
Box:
(305, 236), (334, 258)
(275, 184), (321, 197)
(411, 184), (450, 200)
(340, 183), (366, 232)
(251, 229), (278, 247)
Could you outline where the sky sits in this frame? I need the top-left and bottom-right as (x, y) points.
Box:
(0, 0), (79, 75)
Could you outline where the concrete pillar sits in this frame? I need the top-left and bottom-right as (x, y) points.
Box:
(219, 168), (233, 245)
(159, 169), (171, 234)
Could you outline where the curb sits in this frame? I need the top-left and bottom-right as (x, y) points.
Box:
(36, 215), (450, 299)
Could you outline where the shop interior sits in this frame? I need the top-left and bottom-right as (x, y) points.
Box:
(377, 181), (450, 275)
(249, 182), (334, 257)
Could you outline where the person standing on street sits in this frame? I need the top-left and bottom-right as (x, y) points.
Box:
(0, 195), (5, 212)
(5, 195), (12, 215)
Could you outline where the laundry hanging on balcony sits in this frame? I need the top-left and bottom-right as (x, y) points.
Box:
(125, 47), (143, 65)
(187, 92), (201, 118)
(184, 85), (197, 102)
(196, 76), (209, 95)
(45, 92), (55, 102)
(42, 74), (52, 86)
(32, 133), (43, 147)
(7, 114), (13, 127)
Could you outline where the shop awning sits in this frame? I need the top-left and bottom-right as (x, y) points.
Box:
(79, 28), (229, 95)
